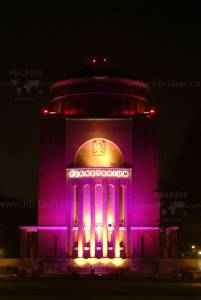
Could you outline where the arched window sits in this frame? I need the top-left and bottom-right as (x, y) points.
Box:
(75, 138), (123, 167)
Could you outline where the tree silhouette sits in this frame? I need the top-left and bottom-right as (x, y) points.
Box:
(160, 107), (201, 251)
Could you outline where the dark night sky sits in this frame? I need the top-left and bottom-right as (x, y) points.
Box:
(0, 10), (200, 203)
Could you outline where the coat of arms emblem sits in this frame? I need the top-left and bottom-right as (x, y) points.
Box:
(93, 139), (106, 156)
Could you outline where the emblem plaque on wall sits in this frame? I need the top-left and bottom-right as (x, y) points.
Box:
(93, 139), (106, 156)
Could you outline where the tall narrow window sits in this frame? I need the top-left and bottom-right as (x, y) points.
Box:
(107, 185), (110, 222)
(95, 184), (103, 225)
(74, 185), (78, 225)
(119, 185), (124, 226)
(83, 185), (90, 226)
(107, 185), (114, 226)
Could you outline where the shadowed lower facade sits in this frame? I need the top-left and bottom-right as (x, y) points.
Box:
(20, 65), (177, 274)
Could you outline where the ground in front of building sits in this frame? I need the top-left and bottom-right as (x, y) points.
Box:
(0, 277), (201, 300)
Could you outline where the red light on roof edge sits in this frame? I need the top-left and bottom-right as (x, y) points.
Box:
(150, 108), (156, 114)
(42, 108), (49, 115)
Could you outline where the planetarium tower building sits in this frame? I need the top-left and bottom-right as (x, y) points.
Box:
(20, 63), (177, 274)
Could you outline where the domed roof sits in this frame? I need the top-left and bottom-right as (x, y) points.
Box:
(49, 63), (149, 117)
(58, 64), (135, 81)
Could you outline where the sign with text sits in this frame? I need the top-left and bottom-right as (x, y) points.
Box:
(67, 169), (130, 178)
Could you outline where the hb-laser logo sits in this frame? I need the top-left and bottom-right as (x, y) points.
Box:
(9, 69), (43, 101)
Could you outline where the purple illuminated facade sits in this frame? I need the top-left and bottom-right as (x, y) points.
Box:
(20, 66), (177, 274)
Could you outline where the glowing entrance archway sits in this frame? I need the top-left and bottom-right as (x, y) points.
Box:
(75, 138), (123, 167)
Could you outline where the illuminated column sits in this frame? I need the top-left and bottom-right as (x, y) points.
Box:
(122, 184), (127, 257)
(102, 183), (108, 257)
(90, 184), (95, 257)
(67, 182), (74, 257)
(78, 184), (84, 258)
(125, 180), (131, 257)
(114, 182), (120, 258)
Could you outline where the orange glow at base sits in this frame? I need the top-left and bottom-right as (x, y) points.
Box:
(115, 240), (120, 258)
(74, 258), (86, 266)
(102, 229), (108, 257)
(113, 258), (124, 267)
(78, 240), (83, 258)
(74, 258), (125, 267)
(90, 237), (95, 258)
